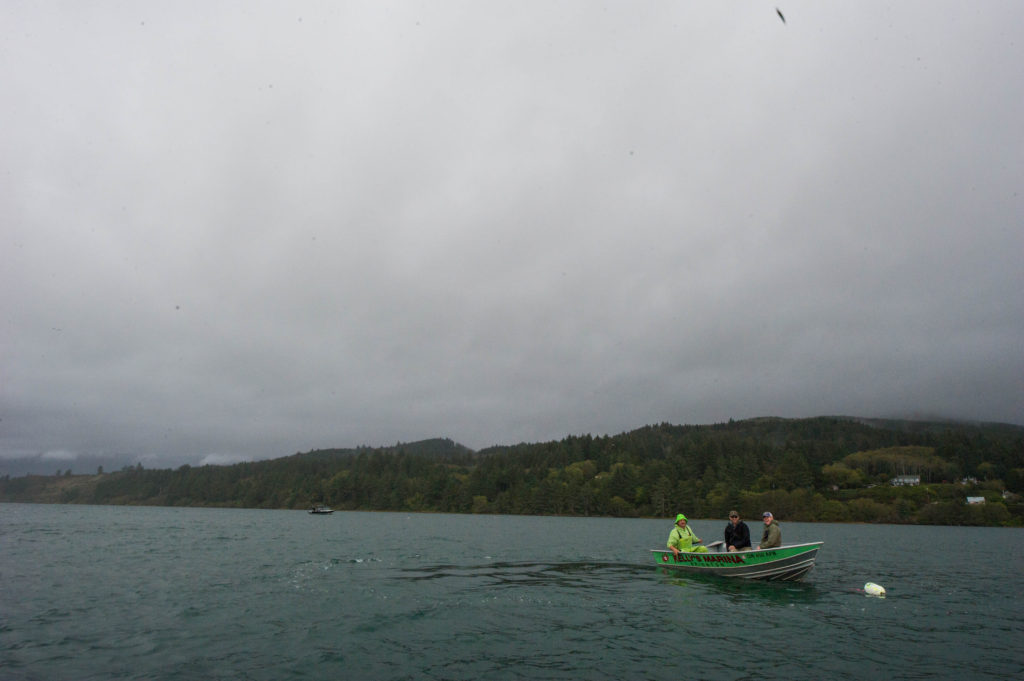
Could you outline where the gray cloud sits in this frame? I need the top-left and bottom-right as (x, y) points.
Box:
(3, 2), (1022, 473)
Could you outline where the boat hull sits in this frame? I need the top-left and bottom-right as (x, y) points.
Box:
(651, 542), (823, 581)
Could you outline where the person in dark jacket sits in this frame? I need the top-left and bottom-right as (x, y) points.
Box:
(723, 510), (751, 551)
(759, 511), (782, 549)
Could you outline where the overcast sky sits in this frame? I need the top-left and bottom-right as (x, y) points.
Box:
(3, 1), (1022, 474)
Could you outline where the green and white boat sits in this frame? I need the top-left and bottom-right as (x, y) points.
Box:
(651, 541), (823, 581)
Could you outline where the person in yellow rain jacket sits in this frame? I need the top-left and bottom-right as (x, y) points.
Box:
(667, 513), (708, 558)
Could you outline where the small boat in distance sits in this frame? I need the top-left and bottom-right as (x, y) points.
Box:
(651, 541), (823, 581)
(308, 505), (334, 515)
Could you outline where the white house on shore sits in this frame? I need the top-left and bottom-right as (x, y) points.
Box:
(891, 475), (921, 486)
(966, 496), (986, 505)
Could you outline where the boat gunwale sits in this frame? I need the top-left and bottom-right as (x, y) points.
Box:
(650, 540), (823, 557)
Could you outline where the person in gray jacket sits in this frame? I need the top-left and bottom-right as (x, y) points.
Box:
(758, 511), (781, 549)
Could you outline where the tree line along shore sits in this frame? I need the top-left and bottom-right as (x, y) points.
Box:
(2, 416), (1022, 526)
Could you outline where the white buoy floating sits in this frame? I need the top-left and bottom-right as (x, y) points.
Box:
(864, 582), (886, 597)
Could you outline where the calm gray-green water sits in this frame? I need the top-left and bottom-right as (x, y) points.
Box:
(2, 504), (1022, 680)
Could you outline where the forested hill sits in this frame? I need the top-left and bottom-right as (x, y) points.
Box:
(295, 437), (472, 461)
(2, 417), (1022, 526)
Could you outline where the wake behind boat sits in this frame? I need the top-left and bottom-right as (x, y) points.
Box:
(651, 541), (823, 581)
